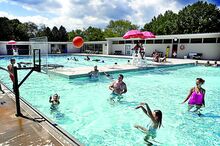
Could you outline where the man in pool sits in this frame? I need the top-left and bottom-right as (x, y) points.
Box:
(109, 74), (127, 100)
(88, 66), (99, 78)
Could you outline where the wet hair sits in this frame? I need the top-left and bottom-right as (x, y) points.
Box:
(154, 110), (162, 128)
(10, 58), (15, 62)
(196, 78), (205, 84)
(119, 74), (124, 79)
(115, 62), (117, 65)
(128, 60), (130, 62)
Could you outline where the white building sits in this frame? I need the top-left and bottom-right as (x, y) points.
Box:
(104, 33), (220, 60)
(0, 33), (219, 60)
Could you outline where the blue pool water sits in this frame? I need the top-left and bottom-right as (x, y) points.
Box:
(0, 55), (131, 68)
(0, 57), (220, 145)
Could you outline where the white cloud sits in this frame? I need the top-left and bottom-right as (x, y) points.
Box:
(1, 0), (184, 31)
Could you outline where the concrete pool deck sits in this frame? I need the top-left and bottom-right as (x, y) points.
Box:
(0, 84), (82, 146)
(48, 57), (200, 78)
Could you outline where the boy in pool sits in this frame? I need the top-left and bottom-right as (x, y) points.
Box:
(49, 94), (60, 105)
(134, 102), (162, 144)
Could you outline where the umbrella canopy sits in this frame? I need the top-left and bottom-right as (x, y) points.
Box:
(123, 30), (144, 39)
(141, 31), (156, 39)
(7, 40), (16, 45)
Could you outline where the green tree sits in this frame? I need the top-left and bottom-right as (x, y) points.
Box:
(84, 26), (104, 41)
(142, 10), (178, 35)
(104, 20), (138, 37)
(59, 25), (68, 41)
(0, 17), (12, 41)
(68, 29), (85, 41)
(51, 26), (59, 41)
(23, 22), (38, 38)
(177, 1), (220, 33)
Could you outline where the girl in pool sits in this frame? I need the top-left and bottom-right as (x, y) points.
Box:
(182, 78), (205, 113)
(134, 103), (162, 143)
(49, 94), (60, 105)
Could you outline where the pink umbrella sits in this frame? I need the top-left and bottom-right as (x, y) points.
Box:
(7, 40), (16, 45)
(123, 30), (144, 39)
(141, 31), (156, 39)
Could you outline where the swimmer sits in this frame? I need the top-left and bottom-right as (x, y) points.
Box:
(7, 58), (16, 82)
(109, 74), (127, 100)
(213, 61), (218, 67)
(49, 94), (60, 105)
(92, 59), (100, 62)
(182, 78), (206, 113)
(73, 57), (79, 61)
(104, 72), (114, 80)
(127, 60), (131, 65)
(205, 61), (211, 67)
(194, 61), (198, 66)
(134, 102), (162, 143)
(84, 56), (90, 61)
(88, 66), (99, 78)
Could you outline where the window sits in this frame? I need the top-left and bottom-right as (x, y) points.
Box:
(133, 40), (139, 44)
(146, 40), (154, 44)
(139, 40), (145, 44)
(191, 38), (202, 43)
(155, 39), (163, 44)
(203, 38), (217, 43)
(163, 39), (172, 44)
(112, 41), (119, 44)
(119, 41), (125, 44)
(218, 38), (220, 43)
(180, 39), (190, 43)
(125, 40), (132, 44)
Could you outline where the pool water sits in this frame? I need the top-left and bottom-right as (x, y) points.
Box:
(0, 55), (131, 68)
(0, 59), (220, 145)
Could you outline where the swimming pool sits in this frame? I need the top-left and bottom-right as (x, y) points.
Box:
(0, 55), (131, 68)
(0, 62), (219, 145)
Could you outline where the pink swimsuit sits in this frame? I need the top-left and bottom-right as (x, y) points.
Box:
(188, 89), (204, 105)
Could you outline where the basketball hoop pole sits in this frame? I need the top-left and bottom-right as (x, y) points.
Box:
(14, 49), (41, 117)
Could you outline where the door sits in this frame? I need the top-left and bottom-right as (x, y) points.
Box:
(172, 44), (178, 58)
(125, 45), (131, 56)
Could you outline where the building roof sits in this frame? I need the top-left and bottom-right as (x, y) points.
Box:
(106, 32), (220, 41)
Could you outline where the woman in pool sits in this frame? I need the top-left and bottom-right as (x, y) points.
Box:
(134, 102), (162, 143)
(182, 78), (206, 113)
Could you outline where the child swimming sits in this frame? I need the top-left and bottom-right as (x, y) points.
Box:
(134, 102), (162, 143)
(49, 94), (60, 105)
(182, 78), (206, 113)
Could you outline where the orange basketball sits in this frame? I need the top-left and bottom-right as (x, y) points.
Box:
(72, 36), (84, 48)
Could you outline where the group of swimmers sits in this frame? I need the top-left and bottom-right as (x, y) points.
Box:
(195, 60), (218, 67)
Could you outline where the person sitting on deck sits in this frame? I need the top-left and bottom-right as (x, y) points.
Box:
(49, 94), (60, 105)
(153, 52), (160, 62)
(160, 55), (167, 62)
(88, 66), (99, 78)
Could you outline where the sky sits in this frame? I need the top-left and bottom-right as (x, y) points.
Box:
(0, 0), (219, 31)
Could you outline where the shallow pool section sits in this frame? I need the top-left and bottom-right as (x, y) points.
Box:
(0, 65), (219, 146)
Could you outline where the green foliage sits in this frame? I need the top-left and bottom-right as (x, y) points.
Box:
(84, 26), (105, 41)
(104, 20), (138, 37)
(68, 29), (85, 41)
(143, 11), (178, 35)
(177, 1), (220, 33)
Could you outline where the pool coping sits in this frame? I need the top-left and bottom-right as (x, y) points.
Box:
(0, 81), (83, 146)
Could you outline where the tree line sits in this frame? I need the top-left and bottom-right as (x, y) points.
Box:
(0, 1), (219, 42)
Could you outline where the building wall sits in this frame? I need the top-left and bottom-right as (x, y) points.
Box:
(177, 43), (220, 60)
(0, 43), (7, 55)
(67, 43), (81, 53)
